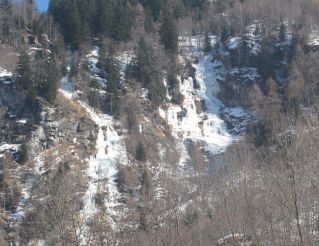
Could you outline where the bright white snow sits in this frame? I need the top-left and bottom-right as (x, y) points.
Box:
(166, 65), (232, 155)
(81, 103), (127, 219)
(59, 48), (73, 99)
(163, 36), (251, 166)
(227, 37), (242, 50)
(308, 30), (319, 47)
(0, 66), (12, 78)
(59, 47), (128, 229)
(0, 143), (19, 152)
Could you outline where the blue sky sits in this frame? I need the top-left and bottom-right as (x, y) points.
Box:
(35, 0), (49, 12)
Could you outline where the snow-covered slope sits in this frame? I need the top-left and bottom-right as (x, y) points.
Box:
(56, 39), (252, 239)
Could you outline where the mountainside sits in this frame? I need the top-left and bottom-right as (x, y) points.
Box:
(0, 0), (319, 245)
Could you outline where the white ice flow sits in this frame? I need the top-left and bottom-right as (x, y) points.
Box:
(166, 59), (232, 154)
(81, 104), (127, 218)
(164, 36), (241, 164)
(59, 48), (73, 99)
(59, 47), (128, 222)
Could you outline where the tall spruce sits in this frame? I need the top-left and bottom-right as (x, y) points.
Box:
(33, 50), (58, 103)
(203, 31), (212, 53)
(16, 51), (33, 91)
(111, 0), (134, 41)
(160, 10), (178, 53)
(95, 0), (113, 37)
(49, 0), (83, 49)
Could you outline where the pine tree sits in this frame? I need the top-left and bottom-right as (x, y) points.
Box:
(144, 8), (155, 33)
(49, 0), (82, 49)
(34, 50), (58, 102)
(147, 0), (162, 21)
(16, 51), (33, 91)
(136, 143), (146, 161)
(203, 31), (212, 53)
(40, 58), (58, 102)
(136, 37), (152, 87)
(220, 24), (230, 43)
(94, 0), (113, 37)
(160, 11), (178, 53)
(256, 35), (274, 80)
(97, 46), (121, 94)
(77, 0), (96, 36)
(111, 0), (134, 42)
(105, 56), (121, 95)
(19, 143), (28, 164)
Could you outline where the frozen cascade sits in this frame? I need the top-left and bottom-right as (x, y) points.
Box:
(59, 47), (73, 99)
(80, 104), (128, 220)
(166, 36), (248, 165)
(59, 47), (128, 226)
(166, 61), (232, 155)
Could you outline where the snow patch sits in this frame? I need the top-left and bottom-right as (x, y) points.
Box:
(158, 107), (166, 119)
(308, 30), (319, 47)
(227, 37), (242, 50)
(59, 77), (73, 99)
(0, 143), (20, 154)
(0, 66), (12, 78)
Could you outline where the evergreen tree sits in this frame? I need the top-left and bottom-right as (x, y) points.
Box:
(77, 0), (96, 36)
(25, 90), (37, 114)
(144, 0), (162, 21)
(167, 61), (178, 91)
(144, 8), (155, 33)
(136, 143), (146, 161)
(94, 0), (113, 36)
(16, 51), (33, 91)
(97, 46), (121, 94)
(111, 0), (134, 42)
(160, 11), (178, 53)
(136, 38), (152, 87)
(128, 38), (166, 106)
(105, 56), (121, 95)
(40, 58), (58, 102)
(34, 50), (58, 103)
(19, 143), (28, 164)
(183, 0), (206, 8)
(256, 35), (275, 81)
(220, 24), (230, 43)
(49, 0), (82, 49)
(203, 31), (212, 53)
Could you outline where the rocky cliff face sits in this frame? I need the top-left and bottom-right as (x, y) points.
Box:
(28, 95), (98, 159)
